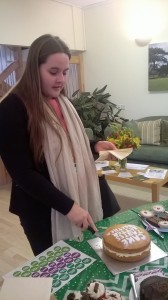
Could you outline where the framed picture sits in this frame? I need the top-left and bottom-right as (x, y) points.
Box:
(148, 42), (168, 92)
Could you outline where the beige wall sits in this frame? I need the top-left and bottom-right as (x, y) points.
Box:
(0, 0), (85, 50)
(83, 0), (168, 119)
(1, 0), (168, 119)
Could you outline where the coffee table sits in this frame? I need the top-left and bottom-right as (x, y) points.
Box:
(102, 162), (168, 202)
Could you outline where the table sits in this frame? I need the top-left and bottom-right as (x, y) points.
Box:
(103, 162), (168, 202)
(56, 200), (168, 300)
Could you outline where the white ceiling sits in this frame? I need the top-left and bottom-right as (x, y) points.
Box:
(55, 0), (107, 7)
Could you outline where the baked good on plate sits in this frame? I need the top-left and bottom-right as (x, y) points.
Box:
(103, 224), (151, 262)
(140, 275), (168, 300)
(158, 220), (168, 228)
(139, 210), (154, 218)
(86, 281), (125, 300)
(152, 205), (165, 215)
(67, 281), (125, 300)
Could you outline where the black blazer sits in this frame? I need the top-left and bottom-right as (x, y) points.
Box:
(0, 94), (98, 219)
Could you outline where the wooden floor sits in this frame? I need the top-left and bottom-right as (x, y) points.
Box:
(0, 184), (34, 289)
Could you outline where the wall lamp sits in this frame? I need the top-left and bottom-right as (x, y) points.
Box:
(135, 38), (152, 47)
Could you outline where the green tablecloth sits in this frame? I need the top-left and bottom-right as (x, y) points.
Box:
(56, 200), (168, 300)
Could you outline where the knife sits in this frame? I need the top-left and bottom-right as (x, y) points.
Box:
(141, 218), (164, 239)
(136, 213), (164, 239)
(129, 274), (139, 300)
(88, 226), (103, 239)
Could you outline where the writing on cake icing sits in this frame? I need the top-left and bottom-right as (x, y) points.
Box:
(107, 225), (146, 246)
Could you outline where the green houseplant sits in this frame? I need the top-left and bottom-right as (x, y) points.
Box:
(70, 85), (123, 139)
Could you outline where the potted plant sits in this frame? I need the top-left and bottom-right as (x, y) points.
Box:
(70, 85), (123, 139)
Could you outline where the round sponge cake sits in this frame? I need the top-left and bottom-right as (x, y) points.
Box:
(103, 224), (151, 262)
(140, 275), (168, 300)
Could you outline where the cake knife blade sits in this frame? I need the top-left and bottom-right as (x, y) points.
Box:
(135, 213), (164, 239)
(88, 226), (103, 239)
(141, 218), (164, 239)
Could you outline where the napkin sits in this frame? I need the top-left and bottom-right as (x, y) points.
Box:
(0, 278), (53, 300)
(133, 268), (164, 282)
(97, 148), (133, 161)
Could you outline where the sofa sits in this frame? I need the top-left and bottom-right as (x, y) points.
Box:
(86, 118), (168, 168)
(123, 116), (168, 168)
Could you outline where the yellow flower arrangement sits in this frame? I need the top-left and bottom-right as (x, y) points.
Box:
(106, 125), (141, 149)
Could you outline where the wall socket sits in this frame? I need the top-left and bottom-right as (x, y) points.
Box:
(117, 104), (125, 110)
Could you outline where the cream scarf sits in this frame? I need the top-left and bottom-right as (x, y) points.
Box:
(43, 95), (103, 243)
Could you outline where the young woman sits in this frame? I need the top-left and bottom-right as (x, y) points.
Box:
(0, 34), (119, 256)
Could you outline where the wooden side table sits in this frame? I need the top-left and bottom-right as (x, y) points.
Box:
(102, 161), (168, 202)
(0, 158), (11, 186)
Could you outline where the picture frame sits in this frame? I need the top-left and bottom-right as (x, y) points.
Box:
(148, 42), (168, 92)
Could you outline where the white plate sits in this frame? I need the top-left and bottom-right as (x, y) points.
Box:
(129, 274), (165, 300)
(158, 228), (168, 232)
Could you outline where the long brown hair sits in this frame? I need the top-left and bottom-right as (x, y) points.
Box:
(12, 34), (71, 164)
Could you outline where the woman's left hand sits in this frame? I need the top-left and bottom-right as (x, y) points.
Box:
(94, 140), (117, 152)
(94, 141), (117, 160)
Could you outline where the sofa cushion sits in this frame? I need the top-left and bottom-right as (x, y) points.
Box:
(161, 120), (168, 145)
(129, 145), (168, 164)
(137, 116), (168, 122)
(122, 119), (140, 137)
(136, 119), (161, 145)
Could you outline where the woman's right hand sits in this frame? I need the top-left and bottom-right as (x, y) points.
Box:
(66, 203), (97, 232)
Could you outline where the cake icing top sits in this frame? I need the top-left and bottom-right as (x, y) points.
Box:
(106, 224), (147, 246)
